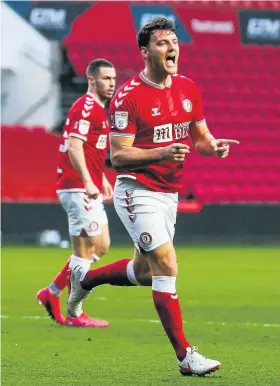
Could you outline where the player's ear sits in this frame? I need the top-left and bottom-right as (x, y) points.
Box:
(140, 46), (148, 59)
(87, 75), (95, 86)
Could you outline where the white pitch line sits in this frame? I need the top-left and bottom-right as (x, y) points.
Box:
(206, 321), (280, 328)
(1, 315), (279, 328)
(142, 320), (280, 328)
(23, 316), (50, 320)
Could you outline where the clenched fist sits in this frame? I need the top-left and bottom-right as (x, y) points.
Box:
(163, 143), (190, 162)
(84, 180), (100, 200)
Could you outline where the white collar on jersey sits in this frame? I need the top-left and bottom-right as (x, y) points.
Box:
(139, 71), (172, 90)
(86, 91), (105, 107)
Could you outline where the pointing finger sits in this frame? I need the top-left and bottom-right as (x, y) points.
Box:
(218, 139), (240, 145)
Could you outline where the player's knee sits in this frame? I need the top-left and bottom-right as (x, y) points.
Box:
(133, 264), (153, 286)
(157, 258), (178, 276)
(73, 247), (93, 260)
(79, 238), (96, 259)
(147, 243), (178, 276)
(96, 246), (109, 258)
(136, 272), (153, 286)
(95, 238), (110, 258)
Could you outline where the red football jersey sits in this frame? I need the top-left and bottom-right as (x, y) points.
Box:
(109, 72), (205, 193)
(56, 92), (108, 192)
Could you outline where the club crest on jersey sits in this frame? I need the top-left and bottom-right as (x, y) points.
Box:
(89, 221), (99, 232)
(115, 111), (128, 130)
(140, 232), (152, 247)
(183, 99), (192, 112)
(78, 119), (90, 135)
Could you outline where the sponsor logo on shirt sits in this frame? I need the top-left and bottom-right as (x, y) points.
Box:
(174, 121), (191, 140)
(153, 122), (191, 143)
(153, 124), (173, 143)
(96, 135), (107, 150)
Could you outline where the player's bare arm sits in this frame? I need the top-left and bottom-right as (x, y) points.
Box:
(102, 173), (113, 201)
(189, 121), (239, 158)
(68, 136), (100, 198)
(110, 135), (190, 169)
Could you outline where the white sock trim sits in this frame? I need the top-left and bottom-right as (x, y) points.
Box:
(69, 255), (92, 270)
(152, 276), (176, 293)
(69, 255), (91, 281)
(126, 260), (141, 286)
(49, 283), (60, 296)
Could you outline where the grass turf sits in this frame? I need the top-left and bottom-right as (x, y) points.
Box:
(1, 246), (280, 385)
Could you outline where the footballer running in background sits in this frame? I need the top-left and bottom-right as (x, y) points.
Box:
(68, 18), (239, 374)
(37, 59), (116, 327)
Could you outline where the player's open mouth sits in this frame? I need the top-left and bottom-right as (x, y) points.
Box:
(166, 55), (176, 67)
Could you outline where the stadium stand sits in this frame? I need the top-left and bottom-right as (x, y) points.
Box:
(2, 1), (280, 203)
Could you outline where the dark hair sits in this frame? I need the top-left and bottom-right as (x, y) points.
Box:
(86, 58), (114, 76)
(137, 17), (176, 49)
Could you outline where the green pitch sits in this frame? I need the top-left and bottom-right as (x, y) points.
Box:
(1, 246), (280, 385)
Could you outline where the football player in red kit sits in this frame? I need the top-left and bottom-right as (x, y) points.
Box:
(68, 18), (239, 373)
(37, 59), (116, 327)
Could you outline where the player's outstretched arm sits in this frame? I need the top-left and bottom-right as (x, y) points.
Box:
(68, 137), (100, 199)
(110, 136), (190, 169)
(189, 121), (239, 158)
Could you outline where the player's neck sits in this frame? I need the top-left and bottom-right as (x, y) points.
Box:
(143, 69), (171, 87)
(87, 89), (106, 107)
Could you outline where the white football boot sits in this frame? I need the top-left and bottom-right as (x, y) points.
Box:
(67, 265), (91, 318)
(178, 346), (221, 376)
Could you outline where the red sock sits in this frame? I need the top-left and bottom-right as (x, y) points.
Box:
(52, 259), (70, 291)
(153, 290), (190, 361)
(81, 259), (134, 290)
